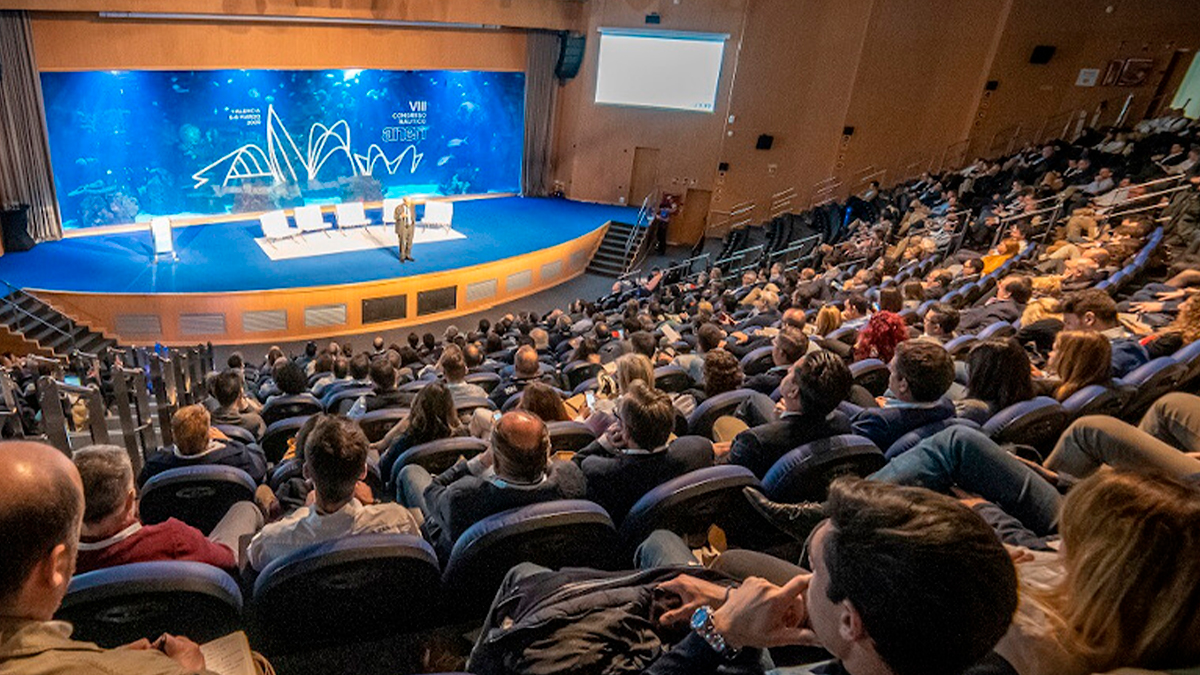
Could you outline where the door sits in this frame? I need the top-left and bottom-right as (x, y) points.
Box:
(671, 188), (711, 247)
(1146, 50), (1190, 119)
(628, 147), (660, 207)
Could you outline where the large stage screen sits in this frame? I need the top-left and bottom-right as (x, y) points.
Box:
(595, 29), (726, 113)
(40, 69), (525, 229)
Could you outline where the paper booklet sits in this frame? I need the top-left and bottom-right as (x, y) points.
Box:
(200, 631), (257, 675)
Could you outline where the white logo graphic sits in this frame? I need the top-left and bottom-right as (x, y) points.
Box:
(192, 105), (424, 189)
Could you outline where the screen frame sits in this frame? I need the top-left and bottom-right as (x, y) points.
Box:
(594, 27), (730, 114)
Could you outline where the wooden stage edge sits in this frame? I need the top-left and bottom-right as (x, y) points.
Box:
(32, 222), (609, 346)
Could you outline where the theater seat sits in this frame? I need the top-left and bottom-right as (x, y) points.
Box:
(324, 386), (373, 414)
(884, 418), (980, 460)
(1172, 339), (1200, 391)
(455, 395), (497, 419)
(252, 534), (441, 654)
(357, 407), (408, 443)
(1118, 357), (1186, 421)
(571, 377), (600, 396)
(654, 365), (694, 394)
(763, 435), (885, 503)
(827, 326), (858, 346)
(849, 359), (889, 397)
(261, 393), (323, 426)
(214, 424), (257, 445)
(261, 415), (312, 464)
(977, 321), (1015, 340)
(464, 372), (502, 394)
(442, 500), (620, 616)
(982, 397), (1070, 456)
(619, 465), (773, 551)
(562, 361), (603, 392)
(945, 335), (977, 359)
(1061, 384), (1132, 419)
(57, 561), (242, 648)
(547, 420), (597, 454)
(390, 437), (489, 489)
(139, 465), (257, 535)
(740, 346), (775, 377)
(687, 388), (758, 438)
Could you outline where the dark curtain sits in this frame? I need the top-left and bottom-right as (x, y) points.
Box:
(522, 30), (559, 198)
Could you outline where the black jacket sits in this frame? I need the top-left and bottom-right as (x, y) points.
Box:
(573, 437), (714, 523)
(138, 439), (268, 487)
(726, 411), (852, 478)
(958, 299), (1021, 334)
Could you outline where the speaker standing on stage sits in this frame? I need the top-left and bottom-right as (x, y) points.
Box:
(394, 197), (416, 262)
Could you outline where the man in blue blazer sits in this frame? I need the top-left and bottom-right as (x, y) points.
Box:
(852, 340), (956, 452)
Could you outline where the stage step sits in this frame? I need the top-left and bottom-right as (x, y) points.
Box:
(587, 221), (648, 278)
(0, 288), (120, 359)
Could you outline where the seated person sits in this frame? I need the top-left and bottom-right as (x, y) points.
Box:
(320, 352), (373, 407)
(264, 358), (308, 403)
(725, 350), (853, 478)
(397, 410), (586, 561)
(139, 405), (268, 486)
(957, 275), (1032, 334)
(378, 382), (466, 484)
(0, 441), (219, 674)
(364, 358), (406, 412)
(489, 346), (554, 410)
(744, 330), (808, 395)
(672, 323), (725, 385)
(851, 340), (956, 451)
(956, 338), (1037, 424)
(248, 415), (419, 571)
(209, 369), (266, 440)
(1060, 288), (1150, 378)
(311, 355), (349, 399)
(73, 445), (260, 575)
(1043, 330), (1113, 401)
(920, 302), (959, 343)
(572, 381), (713, 522)
(439, 344), (487, 402)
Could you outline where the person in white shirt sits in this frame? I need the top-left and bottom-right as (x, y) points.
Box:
(247, 415), (419, 571)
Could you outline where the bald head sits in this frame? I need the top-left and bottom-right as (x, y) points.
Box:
(514, 345), (541, 378)
(0, 441), (84, 617)
(491, 411), (550, 483)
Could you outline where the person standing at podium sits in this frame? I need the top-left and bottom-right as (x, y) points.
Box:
(394, 197), (416, 263)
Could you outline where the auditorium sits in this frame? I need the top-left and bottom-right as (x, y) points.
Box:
(1, 1), (1199, 674)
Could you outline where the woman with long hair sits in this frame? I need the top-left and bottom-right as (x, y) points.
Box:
(1046, 331), (1112, 401)
(519, 381), (571, 423)
(877, 286), (904, 313)
(814, 305), (843, 337)
(853, 311), (910, 363)
(958, 338), (1035, 423)
(379, 381), (462, 485)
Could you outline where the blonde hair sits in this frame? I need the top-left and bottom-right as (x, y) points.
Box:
(1021, 297), (1061, 326)
(615, 353), (655, 394)
(815, 306), (843, 336)
(171, 404), (211, 456)
(1168, 295), (1200, 345)
(1049, 331), (1111, 401)
(1041, 471), (1200, 670)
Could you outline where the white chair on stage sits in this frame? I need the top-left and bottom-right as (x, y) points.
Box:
(382, 198), (404, 226)
(149, 217), (177, 262)
(335, 202), (371, 230)
(294, 205), (333, 237)
(259, 210), (297, 247)
(418, 201), (454, 233)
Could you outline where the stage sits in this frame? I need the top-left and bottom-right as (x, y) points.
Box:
(0, 197), (639, 345)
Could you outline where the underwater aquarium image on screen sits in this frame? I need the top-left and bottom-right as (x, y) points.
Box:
(40, 69), (525, 229)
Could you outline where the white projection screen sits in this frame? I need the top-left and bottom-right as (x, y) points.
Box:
(595, 29), (728, 113)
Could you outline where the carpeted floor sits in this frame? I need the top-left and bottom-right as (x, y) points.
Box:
(0, 197), (638, 294)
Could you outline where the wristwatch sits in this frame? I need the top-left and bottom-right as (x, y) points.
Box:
(690, 605), (738, 658)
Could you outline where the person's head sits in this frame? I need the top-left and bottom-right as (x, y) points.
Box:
(901, 281), (924, 304)
(273, 359), (307, 395)
(313, 352), (334, 376)
(331, 356), (348, 379)
(0, 441), (84, 621)
(1048, 331), (1112, 401)
(407, 332), (420, 349)
(369, 357), (397, 391)
(889, 340), (953, 403)
(303, 415), (368, 505)
(408, 381), (459, 444)
(519, 381), (570, 422)
(923, 302), (960, 338)
(806, 478), (1017, 675)
(615, 353), (656, 394)
(844, 295), (870, 320)
(816, 306), (843, 336)
(854, 311), (910, 364)
(781, 307), (807, 333)
(616, 380), (674, 451)
(171, 405), (211, 456)
(877, 287), (903, 314)
(781, 350), (853, 416)
(962, 258), (984, 276)
(697, 323), (725, 353)
(1061, 289), (1120, 332)
(513, 345), (541, 378)
(703, 349), (743, 397)
(73, 445), (136, 539)
(211, 369), (244, 409)
(463, 342), (484, 370)
(304, 341), (318, 358)
(1049, 470), (1200, 670)
(772, 330), (809, 367)
(373, 336), (385, 352)
(997, 275), (1033, 304)
(349, 352), (371, 381)
(227, 352), (245, 369)
(422, 333), (436, 350)
(529, 328), (550, 351)
(629, 331), (657, 360)
(1168, 295), (1200, 345)
(440, 344), (468, 383)
(966, 338), (1034, 410)
(574, 337), (600, 363)
(491, 411), (551, 483)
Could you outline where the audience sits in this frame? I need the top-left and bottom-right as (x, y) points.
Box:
(1045, 330), (1113, 401)
(958, 338), (1037, 423)
(1060, 288), (1150, 377)
(209, 368), (266, 439)
(851, 340), (956, 451)
(139, 404), (267, 486)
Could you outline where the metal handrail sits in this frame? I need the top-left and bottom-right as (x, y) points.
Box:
(620, 191), (656, 274)
(0, 278), (77, 353)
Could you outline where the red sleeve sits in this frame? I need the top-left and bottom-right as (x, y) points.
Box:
(165, 519), (238, 573)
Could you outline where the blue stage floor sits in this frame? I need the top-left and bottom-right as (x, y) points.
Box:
(0, 197), (638, 294)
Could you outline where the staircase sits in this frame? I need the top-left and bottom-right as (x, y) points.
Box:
(0, 286), (119, 357)
(587, 221), (647, 277)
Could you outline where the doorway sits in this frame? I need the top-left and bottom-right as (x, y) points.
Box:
(672, 188), (711, 247)
(628, 147), (660, 207)
(1170, 51), (1200, 119)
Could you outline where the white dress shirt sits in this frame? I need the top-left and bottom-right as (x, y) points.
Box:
(248, 498), (420, 570)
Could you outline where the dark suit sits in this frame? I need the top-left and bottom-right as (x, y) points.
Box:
(727, 411), (852, 478)
(138, 439), (268, 487)
(736, 310), (780, 331)
(573, 436), (714, 523)
(421, 458), (587, 561)
(851, 399), (956, 452)
(957, 299), (1022, 334)
(744, 365), (788, 395)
